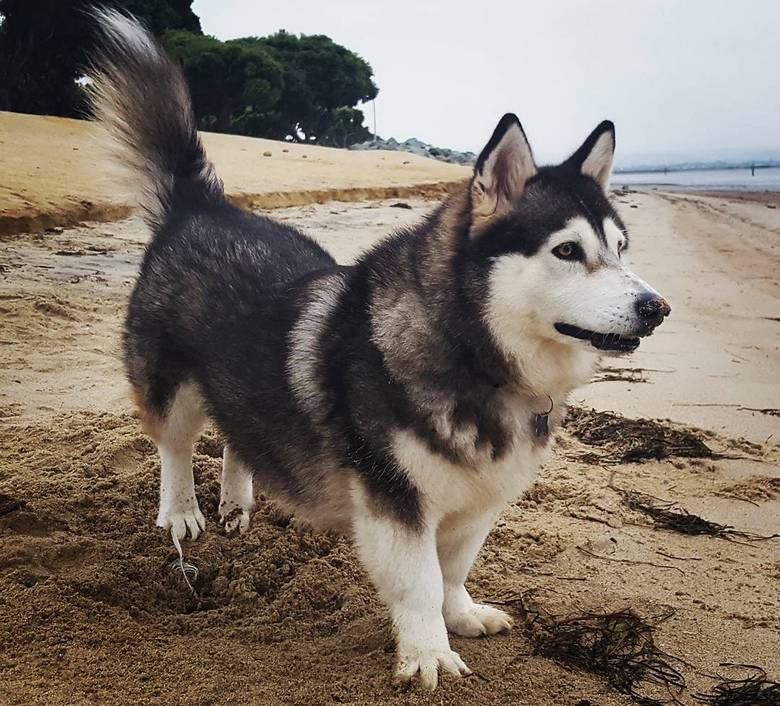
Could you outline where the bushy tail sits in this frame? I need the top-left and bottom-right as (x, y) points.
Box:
(86, 7), (223, 228)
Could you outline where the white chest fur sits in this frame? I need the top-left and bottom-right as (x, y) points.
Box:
(391, 399), (554, 520)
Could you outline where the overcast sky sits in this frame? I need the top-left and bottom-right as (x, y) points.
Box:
(193, 0), (779, 165)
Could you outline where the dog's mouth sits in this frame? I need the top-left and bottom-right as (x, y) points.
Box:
(554, 323), (641, 352)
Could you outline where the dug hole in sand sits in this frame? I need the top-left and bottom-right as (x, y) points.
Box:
(1, 123), (780, 704)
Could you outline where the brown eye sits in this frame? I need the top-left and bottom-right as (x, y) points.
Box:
(552, 241), (583, 261)
(617, 240), (626, 255)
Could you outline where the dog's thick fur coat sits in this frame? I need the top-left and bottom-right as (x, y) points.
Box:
(89, 9), (669, 689)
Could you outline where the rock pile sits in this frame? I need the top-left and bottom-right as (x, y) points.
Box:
(349, 136), (476, 165)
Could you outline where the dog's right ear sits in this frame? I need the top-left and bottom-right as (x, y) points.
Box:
(470, 113), (536, 232)
(563, 120), (615, 191)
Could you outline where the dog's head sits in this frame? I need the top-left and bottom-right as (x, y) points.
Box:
(467, 114), (670, 358)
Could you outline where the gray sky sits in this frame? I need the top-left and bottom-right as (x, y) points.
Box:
(193, 0), (780, 165)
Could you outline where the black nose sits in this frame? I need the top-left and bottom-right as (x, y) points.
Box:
(635, 295), (671, 329)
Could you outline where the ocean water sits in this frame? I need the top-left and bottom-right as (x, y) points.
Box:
(612, 166), (780, 191)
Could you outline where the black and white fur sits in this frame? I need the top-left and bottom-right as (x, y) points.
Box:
(88, 9), (670, 690)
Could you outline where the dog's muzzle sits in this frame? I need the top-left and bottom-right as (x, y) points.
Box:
(554, 294), (671, 353)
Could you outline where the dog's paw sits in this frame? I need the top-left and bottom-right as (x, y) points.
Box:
(392, 647), (471, 690)
(218, 459), (253, 535)
(157, 506), (206, 541)
(218, 503), (250, 535)
(445, 603), (513, 638)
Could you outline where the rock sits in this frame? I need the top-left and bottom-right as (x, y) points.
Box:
(347, 135), (476, 165)
(262, 151), (272, 157)
(390, 202), (412, 209)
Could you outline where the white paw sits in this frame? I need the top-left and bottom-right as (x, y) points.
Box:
(157, 506), (206, 541)
(219, 502), (251, 534)
(219, 449), (253, 535)
(445, 603), (513, 637)
(393, 647), (471, 690)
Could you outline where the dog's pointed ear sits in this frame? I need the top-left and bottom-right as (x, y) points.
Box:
(470, 113), (536, 230)
(564, 120), (615, 191)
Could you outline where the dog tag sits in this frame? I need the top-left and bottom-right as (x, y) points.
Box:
(534, 413), (549, 438)
(531, 395), (554, 440)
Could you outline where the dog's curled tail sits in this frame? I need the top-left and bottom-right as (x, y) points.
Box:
(87, 7), (223, 228)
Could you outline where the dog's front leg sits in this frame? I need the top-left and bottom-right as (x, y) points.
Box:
(438, 508), (513, 637)
(352, 503), (471, 690)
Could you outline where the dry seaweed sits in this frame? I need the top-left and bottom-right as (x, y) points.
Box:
(719, 476), (780, 503)
(694, 664), (780, 705)
(593, 366), (649, 384)
(738, 407), (780, 418)
(169, 532), (199, 595)
(613, 485), (779, 542)
(509, 591), (686, 705)
(566, 407), (716, 463)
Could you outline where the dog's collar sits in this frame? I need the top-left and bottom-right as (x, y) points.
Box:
(531, 394), (554, 440)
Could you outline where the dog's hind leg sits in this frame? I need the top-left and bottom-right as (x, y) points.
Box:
(438, 509), (513, 637)
(218, 445), (254, 534)
(352, 492), (471, 690)
(151, 383), (207, 541)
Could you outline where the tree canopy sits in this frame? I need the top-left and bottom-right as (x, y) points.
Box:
(163, 31), (377, 145)
(0, 1), (378, 146)
(162, 30), (285, 137)
(0, 0), (200, 117)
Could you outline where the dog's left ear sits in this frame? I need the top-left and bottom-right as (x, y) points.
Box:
(471, 113), (537, 231)
(564, 120), (615, 191)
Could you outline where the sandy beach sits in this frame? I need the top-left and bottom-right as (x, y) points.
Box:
(1, 116), (779, 705)
(0, 111), (469, 237)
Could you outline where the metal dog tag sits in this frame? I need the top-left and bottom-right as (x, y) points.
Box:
(534, 413), (549, 438)
(531, 395), (554, 440)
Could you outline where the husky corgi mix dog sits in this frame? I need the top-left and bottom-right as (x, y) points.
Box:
(89, 9), (669, 690)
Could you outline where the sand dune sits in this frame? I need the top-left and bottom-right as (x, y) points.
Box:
(0, 111), (469, 236)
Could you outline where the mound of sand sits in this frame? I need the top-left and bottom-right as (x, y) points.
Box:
(1, 405), (778, 706)
(0, 111), (469, 237)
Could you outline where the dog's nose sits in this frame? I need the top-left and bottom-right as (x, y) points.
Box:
(635, 295), (671, 329)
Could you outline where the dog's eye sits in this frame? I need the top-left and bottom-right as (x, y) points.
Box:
(617, 240), (626, 255)
(552, 242), (583, 261)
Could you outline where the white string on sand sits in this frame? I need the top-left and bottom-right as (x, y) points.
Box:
(169, 531), (199, 594)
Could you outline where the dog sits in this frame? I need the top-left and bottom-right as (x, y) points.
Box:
(89, 8), (670, 690)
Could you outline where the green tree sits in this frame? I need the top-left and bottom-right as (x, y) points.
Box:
(319, 106), (373, 148)
(162, 30), (283, 136)
(0, 2), (378, 147)
(0, 0), (200, 116)
(233, 32), (377, 143)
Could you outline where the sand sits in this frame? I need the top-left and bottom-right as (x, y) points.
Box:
(579, 189), (780, 445)
(1, 125), (780, 704)
(0, 111), (469, 237)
